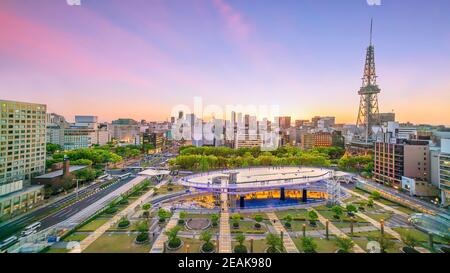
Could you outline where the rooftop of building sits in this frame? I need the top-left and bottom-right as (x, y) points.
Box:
(0, 185), (44, 202)
(34, 166), (87, 179)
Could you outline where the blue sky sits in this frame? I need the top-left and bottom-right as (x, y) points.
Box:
(0, 0), (449, 124)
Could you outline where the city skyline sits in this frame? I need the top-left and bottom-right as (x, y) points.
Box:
(1, 0), (450, 125)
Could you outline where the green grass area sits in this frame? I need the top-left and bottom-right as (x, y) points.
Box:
(63, 232), (89, 242)
(231, 239), (267, 253)
(275, 209), (308, 221)
(166, 238), (205, 253)
(393, 227), (449, 244)
(284, 220), (324, 231)
(390, 205), (418, 215)
(317, 210), (368, 223)
(333, 221), (372, 229)
(186, 213), (211, 219)
(352, 230), (396, 240)
(365, 212), (394, 222)
(313, 205), (332, 211)
(83, 233), (150, 253)
(293, 237), (339, 253)
(76, 218), (109, 232)
(230, 221), (267, 234)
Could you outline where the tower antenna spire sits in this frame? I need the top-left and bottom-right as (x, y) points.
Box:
(370, 18), (373, 46)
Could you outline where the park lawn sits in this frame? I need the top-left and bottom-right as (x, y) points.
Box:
(286, 220), (324, 231)
(333, 221), (372, 230)
(365, 212), (394, 222)
(293, 237), (339, 253)
(318, 210), (367, 223)
(187, 213), (210, 219)
(275, 209), (308, 221)
(313, 205), (332, 211)
(351, 230), (396, 240)
(230, 221), (267, 234)
(343, 196), (361, 203)
(375, 198), (400, 207)
(241, 212), (268, 221)
(77, 218), (109, 232)
(107, 220), (143, 232)
(231, 239), (267, 253)
(392, 227), (449, 244)
(167, 238), (204, 253)
(352, 237), (369, 251)
(83, 233), (150, 253)
(390, 205), (418, 215)
(63, 232), (89, 242)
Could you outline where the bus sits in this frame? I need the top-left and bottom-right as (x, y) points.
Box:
(0, 236), (18, 250)
(24, 222), (41, 232)
(116, 172), (132, 180)
(97, 174), (109, 180)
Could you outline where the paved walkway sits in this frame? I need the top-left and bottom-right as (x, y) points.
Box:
(218, 185), (232, 253)
(266, 212), (299, 253)
(70, 178), (167, 253)
(310, 208), (366, 253)
(150, 211), (180, 253)
(341, 187), (409, 218)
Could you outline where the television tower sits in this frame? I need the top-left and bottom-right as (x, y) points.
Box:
(355, 19), (382, 144)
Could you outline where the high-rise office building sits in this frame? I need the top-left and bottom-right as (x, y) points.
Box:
(374, 138), (437, 196)
(0, 100), (47, 185)
(110, 118), (140, 143)
(0, 100), (46, 216)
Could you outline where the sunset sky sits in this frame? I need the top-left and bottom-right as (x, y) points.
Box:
(0, 0), (449, 125)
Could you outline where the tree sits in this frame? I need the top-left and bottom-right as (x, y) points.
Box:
(266, 233), (282, 253)
(179, 211), (187, 225)
(254, 214), (264, 223)
(231, 213), (241, 228)
(142, 203), (152, 211)
(401, 232), (419, 249)
(369, 234), (395, 253)
(332, 206), (344, 220)
(301, 236), (317, 253)
(46, 143), (62, 154)
(371, 191), (381, 200)
(165, 226), (182, 248)
(200, 230), (214, 252)
(142, 203), (151, 218)
(254, 214), (263, 229)
(335, 236), (354, 253)
(346, 204), (358, 215)
(234, 233), (248, 253)
(75, 168), (97, 182)
(158, 208), (171, 222)
(137, 221), (149, 233)
(284, 214), (293, 228)
(210, 213), (219, 227)
(367, 198), (375, 207)
(308, 210), (319, 225)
